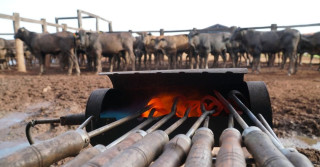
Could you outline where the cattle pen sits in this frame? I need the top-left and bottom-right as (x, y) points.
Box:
(1, 9), (320, 73)
(0, 9), (113, 72)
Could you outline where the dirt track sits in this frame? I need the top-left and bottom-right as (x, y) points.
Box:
(0, 61), (319, 166)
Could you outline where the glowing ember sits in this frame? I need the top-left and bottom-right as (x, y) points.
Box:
(141, 93), (224, 118)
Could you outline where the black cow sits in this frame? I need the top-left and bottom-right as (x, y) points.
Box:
(134, 35), (147, 70)
(298, 33), (320, 70)
(226, 40), (249, 67)
(188, 28), (230, 69)
(231, 28), (300, 75)
(14, 27), (80, 75)
(78, 30), (135, 73)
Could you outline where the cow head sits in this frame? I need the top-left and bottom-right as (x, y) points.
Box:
(188, 28), (199, 39)
(153, 37), (165, 54)
(14, 27), (28, 41)
(230, 28), (247, 42)
(77, 30), (90, 48)
(188, 28), (199, 49)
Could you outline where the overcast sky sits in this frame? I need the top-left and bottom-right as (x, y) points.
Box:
(1, 0), (320, 39)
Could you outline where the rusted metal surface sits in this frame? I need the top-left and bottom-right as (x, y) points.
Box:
(84, 130), (146, 167)
(62, 144), (106, 167)
(105, 109), (156, 149)
(257, 114), (314, 167)
(88, 105), (151, 138)
(150, 134), (191, 167)
(0, 129), (89, 167)
(185, 128), (214, 167)
(216, 128), (246, 167)
(102, 130), (169, 167)
(242, 127), (294, 167)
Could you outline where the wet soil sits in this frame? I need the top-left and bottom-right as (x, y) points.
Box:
(0, 59), (319, 166)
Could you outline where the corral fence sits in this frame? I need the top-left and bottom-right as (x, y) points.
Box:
(1, 9), (320, 72)
(123, 23), (320, 35)
(0, 9), (112, 72)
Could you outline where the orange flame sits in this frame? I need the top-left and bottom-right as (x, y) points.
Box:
(141, 93), (224, 118)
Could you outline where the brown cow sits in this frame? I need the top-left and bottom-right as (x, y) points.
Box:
(154, 34), (190, 69)
(140, 33), (165, 70)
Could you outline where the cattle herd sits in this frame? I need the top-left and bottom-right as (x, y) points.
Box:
(0, 26), (319, 75)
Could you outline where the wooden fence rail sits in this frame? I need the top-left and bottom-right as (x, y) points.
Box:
(0, 12), (84, 72)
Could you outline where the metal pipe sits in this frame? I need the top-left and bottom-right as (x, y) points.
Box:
(228, 112), (234, 128)
(0, 106), (151, 167)
(215, 114), (246, 167)
(230, 90), (313, 167)
(102, 130), (168, 167)
(88, 105), (152, 138)
(151, 106), (214, 167)
(185, 108), (215, 167)
(78, 116), (93, 129)
(85, 101), (177, 167)
(25, 118), (61, 144)
(164, 107), (190, 135)
(186, 104), (215, 138)
(214, 90), (294, 167)
(83, 130), (147, 167)
(26, 114), (87, 145)
(80, 110), (157, 167)
(62, 144), (106, 167)
(258, 114), (314, 167)
(102, 99), (189, 167)
(0, 129), (90, 167)
(203, 116), (210, 128)
(146, 98), (178, 133)
(105, 108), (156, 149)
(257, 114), (278, 142)
(213, 90), (249, 129)
(228, 90), (283, 148)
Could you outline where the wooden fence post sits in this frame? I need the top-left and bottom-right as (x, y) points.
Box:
(271, 24), (277, 31)
(55, 17), (60, 32)
(77, 10), (82, 29)
(108, 22), (113, 32)
(41, 18), (51, 68)
(62, 24), (67, 31)
(96, 18), (99, 32)
(13, 13), (26, 72)
(160, 29), (164, 35)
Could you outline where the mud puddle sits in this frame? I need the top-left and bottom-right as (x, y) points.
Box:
(280, 135), (320, 150)
(0, 102), (52, 158)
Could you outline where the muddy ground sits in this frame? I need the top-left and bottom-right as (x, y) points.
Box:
(0, 58), (319, 166)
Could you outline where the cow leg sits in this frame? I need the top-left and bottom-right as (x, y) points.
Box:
(189, 52), (194, 69)
(137, 54), (142, 70)
(287, 52), (296, 76)
(221, 51), (227, 68)
(67, 54), (73, 75)
(39, 54), (46, 75)
(298, 53), (303, 66)
(212, 54), (219, 68)
(172, 53), (177, 69)
(257, 55), (261, 73)
(204, 53), (209, 69)
(73, 53), (81, 75)
(128, 50), (135, 71)
(309, 54), (314, 67)
(281, 52), (288, 69)
(231, 52), (237, 68)
(95, 51), (102, 74)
